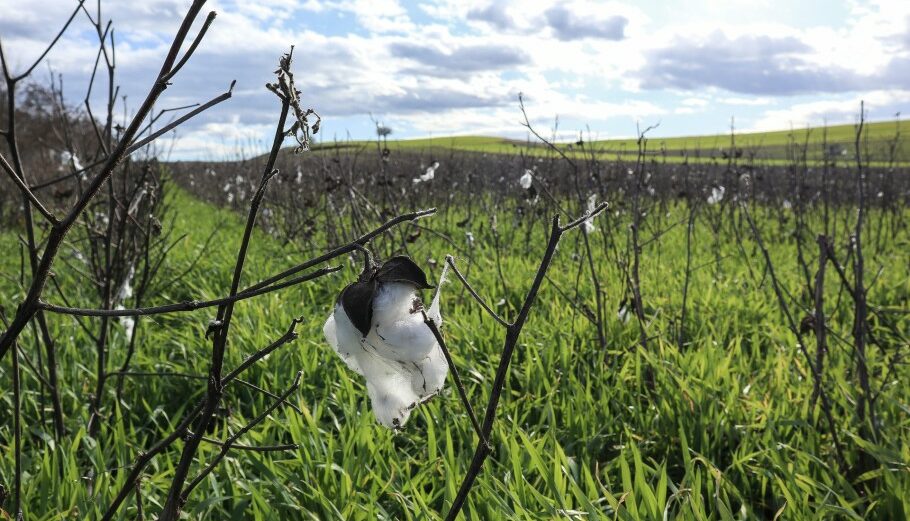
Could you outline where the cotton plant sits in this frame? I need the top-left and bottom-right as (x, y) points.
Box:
(582, 194), (599, 234)
(412, 161), (439, 184)
(519, 169), (533, 189)
(60, 150), (83, 171)
(617, 299), (631, 324)
(323, 254), (449, 429)
(115, 264), (137, 338)
(707, 185), (726, 205)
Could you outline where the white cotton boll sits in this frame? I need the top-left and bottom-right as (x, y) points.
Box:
(121, 316), (135, 338)
(583, 220), (596, 234)
(367, 283), (437, 362)
(226, 193), (234, 204)
(61, 151), (84, 171)
(323, 274), (450, 429)
(582, 194), (598, 234)
(60, 150), (83, 171)
(359, 354), (422, 428)
(117, 265), (136, 303)
(222, 183), (231, 192)
(707, 186), (725, 205)
(417, 162), (439, 183)
(782, 200), (792, 210)
(411, 344), (448, 396)
(323, 308), (364, 374)
(519, 169), (533, 189)
(465, 232), (475, 246)
(414, 162), (439, 184)
(617, 304), (630, 324)
(115, 305), (135, 338)
(586, 194), (597, 212)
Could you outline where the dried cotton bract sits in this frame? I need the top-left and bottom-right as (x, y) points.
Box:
(323, 256), (448, 429)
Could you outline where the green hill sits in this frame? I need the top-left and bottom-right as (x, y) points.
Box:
(311, 119), (908, 166)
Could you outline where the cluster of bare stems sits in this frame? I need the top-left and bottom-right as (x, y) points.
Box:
(164, 92), (905, 383)
(0, 1), (613, 519)
(739, 103), (899, 480)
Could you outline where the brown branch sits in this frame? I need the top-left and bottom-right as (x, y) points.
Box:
(421, 311), (489, 449)
(38, 266), (340, 317)
(126, 81), (235, 154)
(188, 430), (298, 452)
(180, 372), (302, 501)
(0, 152), (57, 224)
(445, 255), (510, 327)
(740, 202), (847, 473)
(9, 0), (85, 81)
(444, 208), (605, 520)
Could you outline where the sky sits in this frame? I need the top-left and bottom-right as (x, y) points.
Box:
(2, 0), (910, 159)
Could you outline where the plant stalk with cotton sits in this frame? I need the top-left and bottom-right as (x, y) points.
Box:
(323, 253), (448, 429)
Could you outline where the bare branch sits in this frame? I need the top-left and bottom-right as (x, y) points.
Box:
(0, 152), (57, 224)
(126, 81), (235, 154)
(188, 430), (298, 452)
(11, 0), (85, 81)
(38, 266), (340, 317)
(180, 371), (302, 500)
(244, 208), (437, 294)
(422, 311), (490, 449)
(161, 11), (218, 83)
(445, 255), (510, 327)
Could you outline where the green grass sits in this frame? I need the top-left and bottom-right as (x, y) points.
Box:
(1, 187), (908, 519)
(312, 119), (910, 166)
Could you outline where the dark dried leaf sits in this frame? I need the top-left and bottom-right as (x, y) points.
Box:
(375, 256), (433, 289)
(340, 280), (377, 336)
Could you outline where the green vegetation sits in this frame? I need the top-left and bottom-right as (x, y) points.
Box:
(2, 185), (907, 520)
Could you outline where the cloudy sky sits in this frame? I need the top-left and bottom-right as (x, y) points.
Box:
(3, 0), (909, 158)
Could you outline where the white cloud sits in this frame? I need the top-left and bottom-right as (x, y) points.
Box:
(3, 0), (910, 158)
(681, 98), (709, 107)
(748, 90), (910, 131)
(717, 96), (775, 106)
